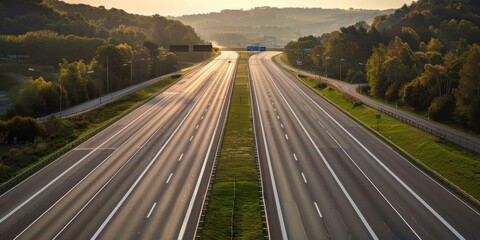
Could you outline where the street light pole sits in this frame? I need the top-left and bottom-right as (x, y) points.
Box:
(340, 58), (345, 81)
(106, 57), (109, 97)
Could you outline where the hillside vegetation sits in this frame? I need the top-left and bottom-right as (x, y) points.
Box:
(172, 7), (394, 47)
(285, 0), (480, 133)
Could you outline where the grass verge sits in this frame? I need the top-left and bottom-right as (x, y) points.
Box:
(0, 73), (181, 189)
(291, 71), (480, 205)
(201, 52), (263, 239)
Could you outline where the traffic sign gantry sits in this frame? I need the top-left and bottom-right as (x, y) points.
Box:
(169, 45), (190, 52)
(193, 44), (213, 52)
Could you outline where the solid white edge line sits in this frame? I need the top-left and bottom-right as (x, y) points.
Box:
(314, 202), (323, 218)
(177, 53), (236, 239)
(327, 132), (422, 239)
(91, 62), (215, 240)
(0, 92), (168, 224)
(260, 60), (378, 240)
(251, 57), (289, 240)
(166, 173), (173, 184)
(16, 57), (227, 239)
(281, 57), (465, 240)
(146, 203), (157, 219)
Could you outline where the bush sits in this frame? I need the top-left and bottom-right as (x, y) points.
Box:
(358, 84), (370, 94)
(0, 120), (8, 144)
(345, 69), (366, 83)
(469, 98), (480, 133)
(428, 94), (455, 122)
(43, 115), (64, 137)
(316, 82), (327, 89)
(6, 116), (46, 143)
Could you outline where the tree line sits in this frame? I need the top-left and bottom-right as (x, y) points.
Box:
(285, 0), (480, 132)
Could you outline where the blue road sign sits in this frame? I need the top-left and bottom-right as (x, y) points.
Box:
(259, 46), (267, 51)
(247, 46), (259, 51)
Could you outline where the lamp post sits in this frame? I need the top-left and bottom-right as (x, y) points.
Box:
(325, 57), (329, 79)
(340, 58), (345, 81)
(325, 56), (345, 80)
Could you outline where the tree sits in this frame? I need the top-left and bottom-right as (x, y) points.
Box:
(456, 44), (480, 106)
(16, 77), (64, 116)
(6, 116), (45, 142)
(58, 59), (93, 105)
(92, 44), (131, 92)
(427, 38), (445, 52)
(455, 44), (480, 131)
(428, 94), (455, 122)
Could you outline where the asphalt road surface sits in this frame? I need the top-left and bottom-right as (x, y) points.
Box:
(276, 54), (480, 153)
(0, 51), (238, 240)
(250, 51), (480, 240)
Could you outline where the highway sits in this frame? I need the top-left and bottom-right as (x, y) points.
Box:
(0, 51), (238, 239)
(276, 55), (480, 153)
(249, 51), (480, 239)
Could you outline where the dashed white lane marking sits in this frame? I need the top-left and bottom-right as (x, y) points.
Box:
(281, 123), (284, 128)
(147, 202), (157, 218)
(190, 136), (194, 141)
(277, 115), (280, 119)
(285, 134), (289, 140)
(196, 124), (199, 130)
(178, 153), (184, 161)
(293, 153), (298, 161)
(314, 202), (323, 218)
(166, 173), (173, 184)
(301, 172), (307, 183)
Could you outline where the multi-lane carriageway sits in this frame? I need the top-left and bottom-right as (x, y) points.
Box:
(250, 51), (480, 239)
(0, 51), (238, 239)
(1, 50), (479, 240)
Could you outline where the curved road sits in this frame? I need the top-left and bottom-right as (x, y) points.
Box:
(251, 51), (480, 239)
(276, 54), (480, 153)
(0, 51), (238, 239)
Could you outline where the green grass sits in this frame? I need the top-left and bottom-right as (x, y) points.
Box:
(201, 52), (263, 239)
(0, 74), (180, 186)
(296, 73), (480, 203)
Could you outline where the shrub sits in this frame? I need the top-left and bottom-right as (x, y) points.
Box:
(43, 115), (64, 137)
(428, 94), (455, 122)
(316, 82), (327, 89)
(6, 116), (46, 143)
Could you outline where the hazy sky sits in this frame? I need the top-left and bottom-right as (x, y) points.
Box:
(62, 0), (412, 16)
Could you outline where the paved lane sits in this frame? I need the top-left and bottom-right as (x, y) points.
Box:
(250, 51), (480, 239)
(0, 51), (238, 240)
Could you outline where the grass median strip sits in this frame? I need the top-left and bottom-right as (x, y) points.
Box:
(201, 52), (263, 239)
(290, 71), (480, 204)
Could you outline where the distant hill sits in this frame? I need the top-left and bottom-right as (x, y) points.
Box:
(0, 0), (203, 47)
(171, 7), (394, 47)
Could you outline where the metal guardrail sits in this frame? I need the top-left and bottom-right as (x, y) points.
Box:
(194, 57), (237, 239)
(378, 107), (480, 153)
(275, 54), (480, 154)
(248, 57), (271, 240)
(0, 74), (183, 195)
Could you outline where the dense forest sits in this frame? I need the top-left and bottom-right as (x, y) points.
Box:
(173, 7), (394, 47)
(0, 0), (211, 119)
(285, 0), (480, 132)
